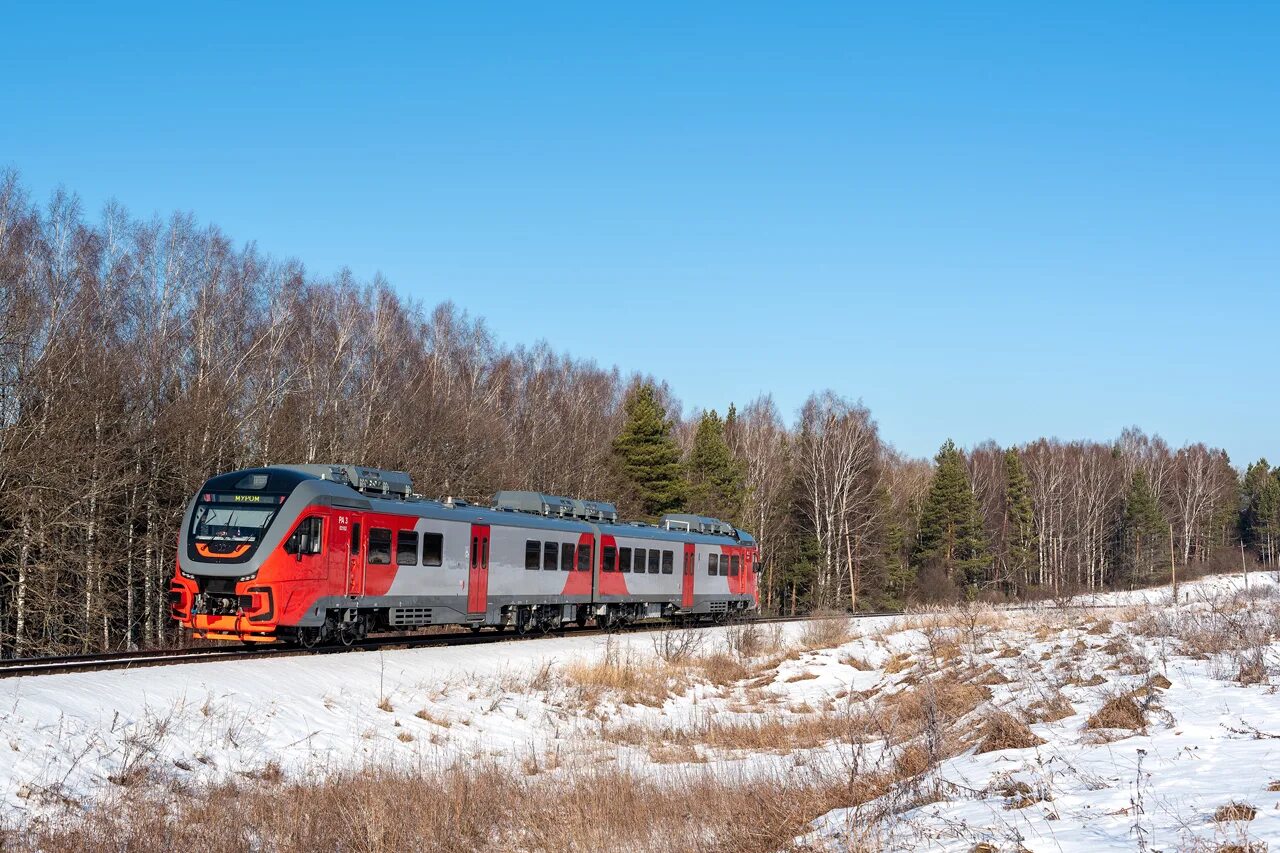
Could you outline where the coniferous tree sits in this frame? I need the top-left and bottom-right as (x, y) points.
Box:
(685, 409), (745, 523)
(1002, 448), (1036, 592)
(611, 383), (686, 519)
(1243, 459), (1280, 565)
(912, 440), (990, 591)
(1121, 469), (1166, 585)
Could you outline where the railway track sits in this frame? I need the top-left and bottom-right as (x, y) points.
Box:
(0, 602), (1127, 680)
(0, 613), (861, 680)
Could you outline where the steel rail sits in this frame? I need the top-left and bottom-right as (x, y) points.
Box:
(0, 602), (1127, 680)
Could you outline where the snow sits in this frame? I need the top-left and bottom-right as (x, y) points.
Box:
(4, 569), (1280, 853)
(801, 570), (1280, 852)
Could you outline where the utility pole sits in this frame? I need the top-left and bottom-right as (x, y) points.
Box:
(1169, 525), (1178, 605)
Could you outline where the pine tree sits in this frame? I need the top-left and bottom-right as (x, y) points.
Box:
(612, 383), (686, 519)
(912, 440), (990, 591)
(685, 409), (745, 523)
(1002, 449), (1036, 590)
(1121, 469), (1165, 584)
(1243, 459), (1280, 565)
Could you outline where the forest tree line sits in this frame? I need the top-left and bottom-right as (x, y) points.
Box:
(1, 171), (1277, 656)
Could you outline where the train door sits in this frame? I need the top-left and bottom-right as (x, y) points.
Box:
(682, 543), (695, 609)
(468, 524), (490, 616)
(346, 512), (366, 596)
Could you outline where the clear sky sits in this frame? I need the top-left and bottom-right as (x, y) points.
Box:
(3, 2), (1277, 465)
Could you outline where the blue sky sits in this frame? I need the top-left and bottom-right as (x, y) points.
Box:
(3, 2), (1277, 465)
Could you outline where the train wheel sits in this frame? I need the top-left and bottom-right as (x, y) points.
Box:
(298, 627), (323, 649)
(515, 607), (533, 636)
(576, 606), (589, 628)
(470, 623), (482, 634)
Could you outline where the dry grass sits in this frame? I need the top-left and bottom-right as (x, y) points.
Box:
(974, 711), (1045, 754)
(1023, 692), (1076, 724)
(798, 616), (853, 650)
(839, 653), (874, 671)
(883, 653), (914, 674)
(414, 709), (452, 728)
(605, 707), (871, 754)
(9, 764), (864, 853)
(1085, 693), (1147, 732)
(1214, 802), (1259, 822)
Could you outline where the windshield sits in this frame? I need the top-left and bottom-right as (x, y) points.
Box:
(188, 494), (285, 563)
(191, 504), (279, 542)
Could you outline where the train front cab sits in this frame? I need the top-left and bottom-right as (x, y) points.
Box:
(170, 468), (341, 643)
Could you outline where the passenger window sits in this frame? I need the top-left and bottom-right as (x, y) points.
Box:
(396, 530), (419, 566)
(544, 541), (558, 570)
(351, 523), (361, 555)
(603, 546), (617, 572)
(719, 555), (729, 576)
(284, 516), (323, 556)
(619, 547), (632, 573)
(648, 550), (660, 574)
(634, 548), (645, 574)
(422, 532), (444, 566)
(525, 539), (541, 570)
(708, 553), (718, 576)
(561, 542), (574, 571)
(730, 555), (741, 576)
(577, 544), (591, 572)
(661, 550), (673, 574)
(368, 528), (392, 565)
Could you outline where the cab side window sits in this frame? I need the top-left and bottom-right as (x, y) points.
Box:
(284, 516), (323, 556)
(708, 553), (718, 576)
(368, 528), (392, 565)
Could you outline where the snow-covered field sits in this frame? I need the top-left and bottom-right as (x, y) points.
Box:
(4, 570), (1280, 851)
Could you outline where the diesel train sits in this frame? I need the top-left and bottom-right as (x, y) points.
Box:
(169, 464), (760, 645)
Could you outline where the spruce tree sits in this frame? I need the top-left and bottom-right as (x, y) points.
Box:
(1243, 459), (1280, 564)
(685, 409), (745, 523)
(612, 383), (686, 519)
(1121, 469), (1165, 584)
(912, 440), (990, 591)
(1003, 449), (1036, 589)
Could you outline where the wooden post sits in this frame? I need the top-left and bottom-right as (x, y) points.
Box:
(1241, 540), (1249, 591)
(1169, 525), (1178, 605)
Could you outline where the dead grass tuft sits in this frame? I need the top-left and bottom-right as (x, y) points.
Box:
(1085, 693), (1147, 732)
(1213, 802), (1258, 822)
(840, 653), (874, 671)
(414, 709), (451, 728)
(884, 653), (915, 674)
(974, 711), (1045, 754)
(798, 616), (853, 650)
(1023, 693), (1076, 724)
